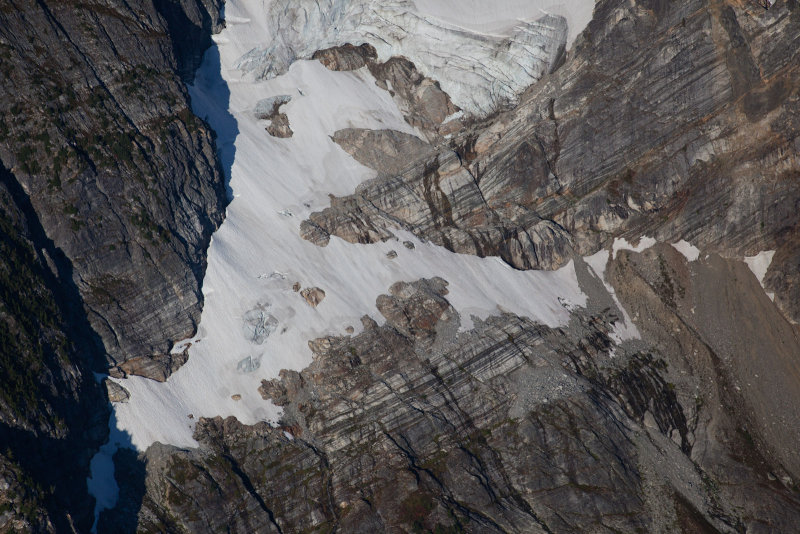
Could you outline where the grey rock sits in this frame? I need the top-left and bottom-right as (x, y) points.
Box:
(312, 43), (461, 141)
(126, 272), (800, 532)
(105, 380), (130, 403)
(0, 0), (228, 378)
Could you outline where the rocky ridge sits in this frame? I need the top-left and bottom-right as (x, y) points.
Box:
(302, 0), (800, 324)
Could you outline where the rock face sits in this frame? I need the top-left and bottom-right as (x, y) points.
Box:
(0, 166), (109, 533)
(302, 0), (800, 322)
(0, 0), (228, 377)
(0, 0), (226, 529)
(300, 287), (326, 307)
(119, 265), (800, 532)
(255, 95), (293, 138)
(312, 42), (378, 71)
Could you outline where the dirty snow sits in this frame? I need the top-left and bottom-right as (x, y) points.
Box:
(612, 236), (657, 259)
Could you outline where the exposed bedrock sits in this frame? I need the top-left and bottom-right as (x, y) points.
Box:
(114, 250), (800, 532)
(302, 0), (800, 322)
(0, 0), (228, 378)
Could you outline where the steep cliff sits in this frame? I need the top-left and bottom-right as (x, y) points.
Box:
(0, 164), (108, 532)
(0, 0), (228, 379)
(0, 0), (227, 530)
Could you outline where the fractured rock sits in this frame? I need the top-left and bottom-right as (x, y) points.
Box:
(312, 42), (377, 71)
(105, 380), (130, 403)
(300, 287), (326, 307)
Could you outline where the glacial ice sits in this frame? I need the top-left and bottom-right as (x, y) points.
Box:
(233, 0), (576, 115)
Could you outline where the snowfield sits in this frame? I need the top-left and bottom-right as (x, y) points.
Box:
(90, 0), (596, 525)
(111, 55), (589, 450)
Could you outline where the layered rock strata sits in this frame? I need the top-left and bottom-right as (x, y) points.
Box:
(0, 0), (228, 378)
(302, 0), (800, 322)
(113, 254), (800, 532)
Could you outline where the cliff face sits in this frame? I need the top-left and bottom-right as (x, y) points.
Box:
(0, 0), (228, 379)
(0, 0), (226, 530)
(0, 164), (108, 532)
(302, 0), (800, 323)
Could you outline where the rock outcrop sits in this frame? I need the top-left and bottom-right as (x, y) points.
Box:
(302, 0), (800, 322)
(117, 263), (800, 532)
(0, 0), (228, 378)
(300, 287), (326, 308)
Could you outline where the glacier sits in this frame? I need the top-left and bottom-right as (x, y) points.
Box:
(90, 0), (596, 524)
(233, 0), (593, 115)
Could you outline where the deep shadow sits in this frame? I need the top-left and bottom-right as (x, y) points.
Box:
(95, 412), (144, 534)
(187, 42), (238, 201)
(154, 0), (219, 84)
(0, 161), (117, 532)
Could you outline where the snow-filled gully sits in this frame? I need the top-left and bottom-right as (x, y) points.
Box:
(88, 0), (597, 524)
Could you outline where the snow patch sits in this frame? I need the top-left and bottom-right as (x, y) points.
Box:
(671, 240), (701, 262)
(744, 250), (775, 287)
